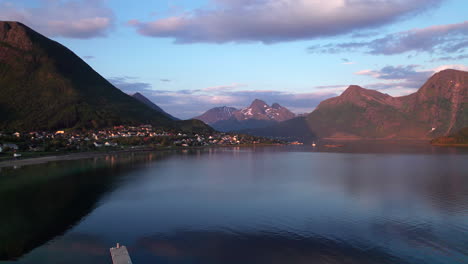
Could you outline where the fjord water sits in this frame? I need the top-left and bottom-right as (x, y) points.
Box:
(1, 144), (468, 264)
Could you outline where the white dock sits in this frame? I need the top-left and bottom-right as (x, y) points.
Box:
(110, 243), (133, 264)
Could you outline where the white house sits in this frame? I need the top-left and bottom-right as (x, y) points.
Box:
(104, 142), (118, 147)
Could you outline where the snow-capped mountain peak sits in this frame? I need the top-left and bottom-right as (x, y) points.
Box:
(234, 99), (296, 122)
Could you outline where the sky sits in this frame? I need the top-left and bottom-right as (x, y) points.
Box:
(0, 0), (467, 119)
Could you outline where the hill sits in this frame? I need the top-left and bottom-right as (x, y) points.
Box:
(0, 21), (209, 133)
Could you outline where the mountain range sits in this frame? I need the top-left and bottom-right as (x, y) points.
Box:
(0, 21), (208, 132)
(194, 106), (238, 125)
(245, 69), (468, 141)
(1, 21), (466, 140)
(194, 99), (296, 132)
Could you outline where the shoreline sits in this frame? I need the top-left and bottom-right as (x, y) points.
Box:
(0, 148), (156, 168)
(321, 138), (432, 141)
(431, 143), (468, 147)
(2, 141), (467, 168)
(0, 143), (283, 168)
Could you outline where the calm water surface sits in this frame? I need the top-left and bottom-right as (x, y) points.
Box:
(1, 143), (467, 264)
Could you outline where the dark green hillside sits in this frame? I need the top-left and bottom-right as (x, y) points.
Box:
(0, 21), (209, 132)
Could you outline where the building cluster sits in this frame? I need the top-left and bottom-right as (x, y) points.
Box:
(0, 125), (276, 155)
(173, 134), (248, 147)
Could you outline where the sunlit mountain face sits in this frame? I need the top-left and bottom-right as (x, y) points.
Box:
(1, 0), (464, 118)
(0, 1), (467, 264)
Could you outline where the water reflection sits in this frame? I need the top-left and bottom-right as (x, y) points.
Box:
(135, 230), (406, 264)
(1, 145), (467, 264)
(0, 152), (171, 260)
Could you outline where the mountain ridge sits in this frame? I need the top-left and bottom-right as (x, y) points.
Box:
(194, 99), (296, 132)
(194, 106), (238, 124)
(131, 92), (179, 120)
(245, 69), (468, 140)
(0, 21), (209, 132)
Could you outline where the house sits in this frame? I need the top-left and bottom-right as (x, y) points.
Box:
(104, 142), (118, 147)
(13, 132), (21, 137)
(93, 142), (103, 148)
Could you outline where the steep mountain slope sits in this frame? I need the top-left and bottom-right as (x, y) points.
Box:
(195, 100), (296, 132)
(308, 69), (467, 139)
(194, 106), (237, 124)
(132, 92), (179, 120)
(0, 21), (208, 132)
(246, 69), (468, 140)
(402, 69), (468, 136)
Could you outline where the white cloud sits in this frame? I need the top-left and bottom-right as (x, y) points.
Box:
(309, 20), (468, 55)
(116, 81), (337, 119)
(129, 0), (443, 44)
(431, 64), (468, 72)
(354, 64), (468, 96)
(0, 0), (114, 38)
(201, 83), (247, 92)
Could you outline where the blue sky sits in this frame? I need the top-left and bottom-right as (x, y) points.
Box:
(0, 0), (467, 118)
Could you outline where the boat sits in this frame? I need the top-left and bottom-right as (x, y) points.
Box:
(290, 141), (303, 145)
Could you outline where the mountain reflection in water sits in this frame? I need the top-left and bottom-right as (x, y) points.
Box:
(1, 145), (467, 264)
(0, 152), (169, 260)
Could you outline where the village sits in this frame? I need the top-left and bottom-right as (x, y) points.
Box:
(0, 125), (281, 160)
